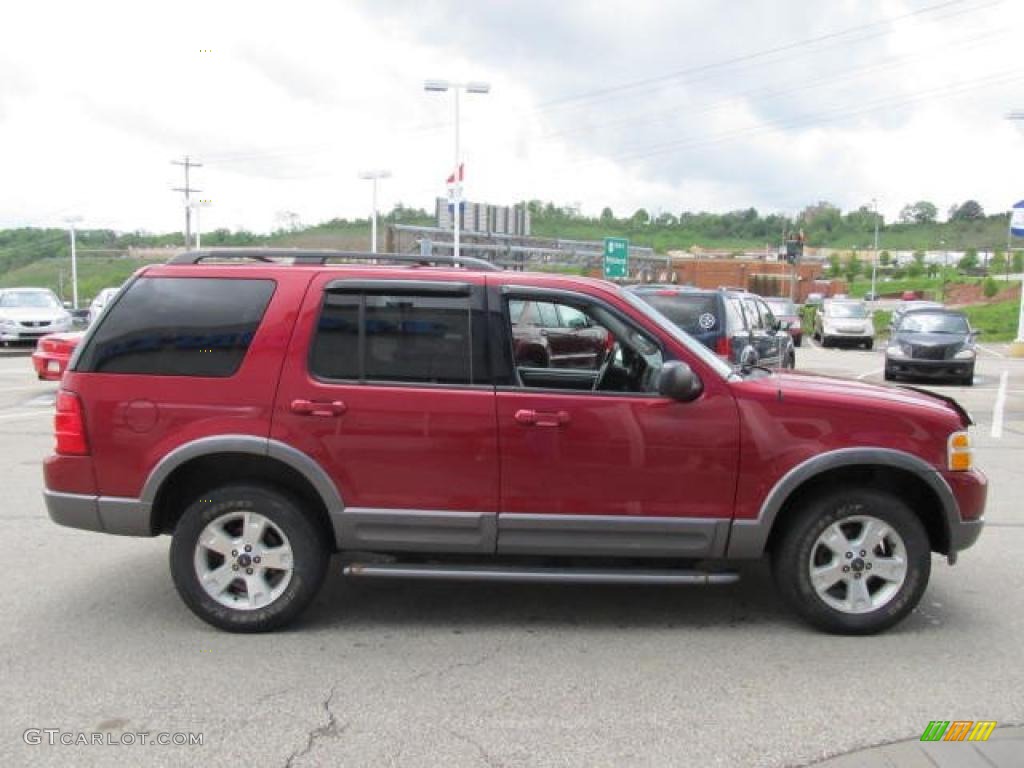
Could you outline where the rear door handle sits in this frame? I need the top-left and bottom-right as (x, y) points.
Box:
(514, 409), (570, 427)
(290, 399), (347, 417)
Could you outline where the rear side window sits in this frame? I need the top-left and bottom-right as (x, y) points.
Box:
(75, 277), (274, 377)
(639, 294), (719, 334)
(311, 290), (487, 385)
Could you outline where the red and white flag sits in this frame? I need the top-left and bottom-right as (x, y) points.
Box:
(446, 163), (464, 185)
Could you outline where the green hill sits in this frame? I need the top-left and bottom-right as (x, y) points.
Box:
(0, 256), (166, 304)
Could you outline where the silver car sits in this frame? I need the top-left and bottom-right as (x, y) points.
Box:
(87, 287), (121, 325)
(0, 288), (73, 344)
(813, 299), (875, 349)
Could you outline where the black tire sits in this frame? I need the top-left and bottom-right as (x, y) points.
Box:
(786, 351), (796, 369)
(960, 367), (974, 386)
(794, 335), (802, 348)
(883, 365), (896, 381)
(864, 339), (874, 351)
(772, 488), (931, 635)
(170, 484), (330, 633)
(821, 335), (831, 348)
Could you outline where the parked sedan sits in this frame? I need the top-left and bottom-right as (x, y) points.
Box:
(884, 309), (977, 385)
(87, 287), (120, 324)
(31, 331), (84, 381)
(0, 288), (74, 345)
(813, 299), (875, 349)
(762, 296), (802, 347)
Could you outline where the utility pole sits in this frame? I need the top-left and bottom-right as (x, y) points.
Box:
(172, 156), (202, 248)
(64, 216), (83, 309)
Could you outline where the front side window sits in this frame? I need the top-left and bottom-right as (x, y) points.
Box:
(311, 290), (486, 385)
(743, 299), (764, 330)
(74, 277), (274, 376)
(507, 295), (664, 394)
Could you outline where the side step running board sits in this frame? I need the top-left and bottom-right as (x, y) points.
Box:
(343, 562), (739, 585)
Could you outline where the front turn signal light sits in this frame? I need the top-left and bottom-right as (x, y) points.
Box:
(948, 430), (972, 471)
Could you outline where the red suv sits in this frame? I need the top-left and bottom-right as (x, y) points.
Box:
(43, 250), (986, 635)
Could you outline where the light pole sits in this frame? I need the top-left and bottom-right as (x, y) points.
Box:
(424, 79), (491, 263)
(870, 198), (880, 301)
(358, 170), (391, 253)
(189, 200), (211, 249)
(64, 216), (83, 309)
(1006, 112), (1024, 355)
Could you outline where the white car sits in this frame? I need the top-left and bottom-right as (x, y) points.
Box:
(813, 299), (875, 349)
(0, 288), (73, 344)
(87, 287), (121, 324)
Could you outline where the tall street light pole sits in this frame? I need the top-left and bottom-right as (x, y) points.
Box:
(870, 198), (880, 301)
(358, 170), (391, 253)
(424, 79), (491, 263)
(1006, 112), (1024, 356)
(189, 200), (212, 249)
(64, 216), (83, 309)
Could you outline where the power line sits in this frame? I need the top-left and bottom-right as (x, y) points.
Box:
(533, 0), (992, 112)
(171, 155), (203, 247)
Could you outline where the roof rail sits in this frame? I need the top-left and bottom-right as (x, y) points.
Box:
(167, 248), (502, 272)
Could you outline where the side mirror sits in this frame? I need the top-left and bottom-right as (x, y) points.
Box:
(657, 361), (703, 402)
(739, 346), (759, 371)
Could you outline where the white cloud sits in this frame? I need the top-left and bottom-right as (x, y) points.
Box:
(1, 0), (1023, 233)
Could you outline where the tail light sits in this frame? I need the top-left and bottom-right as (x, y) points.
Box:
(715, 336), (732, 358)
(55, 390), (89, 455)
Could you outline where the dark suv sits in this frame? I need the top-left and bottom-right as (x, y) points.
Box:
(44, 250), (985, 635)
(629, 286), (795, 369)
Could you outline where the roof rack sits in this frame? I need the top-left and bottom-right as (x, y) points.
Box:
(167, 248), (502, 272)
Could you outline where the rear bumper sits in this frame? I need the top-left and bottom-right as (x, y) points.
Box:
(44, 490), (155, 536)
(31, 352), (66, 381)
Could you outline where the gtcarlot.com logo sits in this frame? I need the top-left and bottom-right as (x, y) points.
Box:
(920, 720), (997, 742)
(23, 729), (204, 747)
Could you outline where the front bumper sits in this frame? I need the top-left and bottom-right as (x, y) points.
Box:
(943, 468), (986, 554)
(1, 325), (72, 342)
(886, 356), (973, 378)
(44, 490), (154, 536)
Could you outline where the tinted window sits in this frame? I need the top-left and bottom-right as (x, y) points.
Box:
(75, 277), (274, 376)
(743, 299), (763, 329)
(639, 293), (718, 334)
(311, 291), (485, 385)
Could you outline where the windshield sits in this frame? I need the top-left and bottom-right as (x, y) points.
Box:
(764, 299), (796, 315)
(620, 290), (733, 378)
(0, 291), (61, 309)
(825, 302), (868, 319)
(898, 313), (969, 335)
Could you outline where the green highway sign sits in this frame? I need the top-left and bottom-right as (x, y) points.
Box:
(603, 237), (629, 279)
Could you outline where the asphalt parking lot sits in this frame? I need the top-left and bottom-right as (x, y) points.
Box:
(0, 345), (1022, 768)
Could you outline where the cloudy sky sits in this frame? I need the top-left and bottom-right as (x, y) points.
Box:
(2, 0), (1022, 235)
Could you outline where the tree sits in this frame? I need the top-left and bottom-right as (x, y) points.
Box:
(983, 277), (999, 298)
(898, 201), (938, 224)
(926, 263), (939, 278)
(600, 207), (615, 222)
(827, 253), (842, 277)
(630, 208), (650, 226)
(1014, 251), (1024, 273)
(949, 200), (985, 221)
(879, 250), (891, 266)
(958, 248), (978, 271)
(989, 250), (1006, 275)
(843, 252), (863, 283)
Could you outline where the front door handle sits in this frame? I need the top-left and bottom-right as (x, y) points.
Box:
(290, 399), (347, 417)
(514, 409), (570, 427)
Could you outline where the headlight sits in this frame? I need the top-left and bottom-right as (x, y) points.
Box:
(886, 344), (906, 358)
(954, 348), (976, 360)
(948, 430), (973, 471)
(0, 318), (15, 329)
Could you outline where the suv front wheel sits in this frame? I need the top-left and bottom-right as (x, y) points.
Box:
(773, 488), (930, 634)
(170, 484), (329, 632)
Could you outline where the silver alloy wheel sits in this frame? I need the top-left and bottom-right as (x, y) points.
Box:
(193, 511), (294, 611)
(808, 514), (908, 614)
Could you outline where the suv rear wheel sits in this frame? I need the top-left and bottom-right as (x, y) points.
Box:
(772, 488), (930, 635)
(170, 484), (329, 632)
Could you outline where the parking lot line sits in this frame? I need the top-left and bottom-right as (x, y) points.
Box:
(977, 345), (1006, 359)
(991, 370), (1009, 439)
